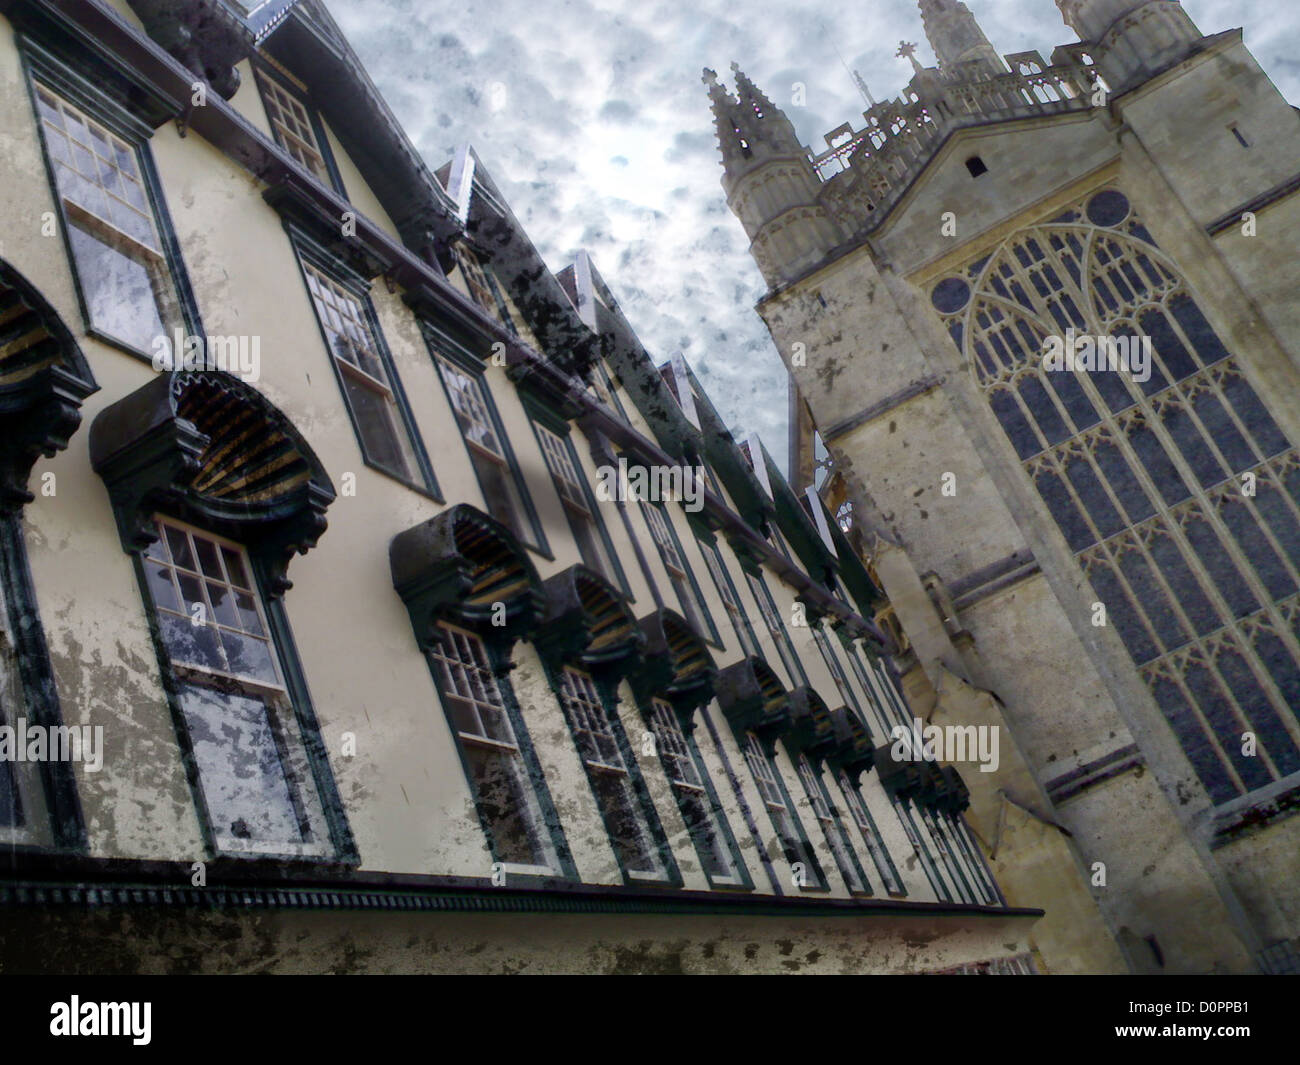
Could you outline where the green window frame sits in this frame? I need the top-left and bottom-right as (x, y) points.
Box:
(917, 802), (979, 904)
(432, 344), (549, 554)
(529, 417), (629, 595)
(292, 235), (440, 496)
(741, 731), (826, 891)
(843, 638), (900, 738)
(949, 811), (1003, 904)
(853, 643), (912, 731)
(646, 699), (751, 889)
(745, 568), (810, 688)
(587, 359), (628, 421)
(453, 244), (518, 337)
(252, 59), (348, 195)
(698, 536), (761, 659)
(641, 502), (720, 646)
(794, 752), (871, 895)
(836, 769), (906, 896)
(897, 799), (953, 902)
(554, 667), (680, 886)
(23, 48), (202, 362)
(135, 515), (356, 862)
(0, 526), (80, 851)
(427, 621), (573, 878)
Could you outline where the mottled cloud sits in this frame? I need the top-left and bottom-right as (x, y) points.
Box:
(324, 0), (1299, 472)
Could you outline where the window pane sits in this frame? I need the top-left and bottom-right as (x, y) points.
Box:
(159, 610), (225, 673)
(220, 629), (278, 682)
(590, 769), (661, 875)
(430, 625), (558, 871)
(178, 684), (306, 850)
(463, 743), (554, 868)
(67, 223), (168, 352)
(339, 373), (417, 480)
(143, 560), (180, 614)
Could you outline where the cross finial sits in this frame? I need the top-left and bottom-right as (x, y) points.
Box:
(896, 40), (925, 74)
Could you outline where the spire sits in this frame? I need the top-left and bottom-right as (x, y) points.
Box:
(701, 64), (842, 286)
(730, 62), (778, 124)
(701, 64), (802, 172)
(832, 41), (877, 108)
(917, 0), (1005, 72)
(852, 69), (877, 109)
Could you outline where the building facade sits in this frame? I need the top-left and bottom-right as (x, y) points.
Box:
(711, 0), (1300, 973)
(0, 0), (1047, 974)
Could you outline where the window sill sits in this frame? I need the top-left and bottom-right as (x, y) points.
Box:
(702, 879), (756, 893)
(85, 325), (169, 367)
(623, 872), (685, 891)
(207, 845), (344, 866)
(523, 541), (555, 563)
(357, 457), (444, 504)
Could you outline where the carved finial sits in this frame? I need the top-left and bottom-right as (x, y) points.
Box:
(896, 40), (926, 75)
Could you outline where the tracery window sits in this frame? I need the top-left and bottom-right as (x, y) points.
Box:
(931, 187), (1300, 806)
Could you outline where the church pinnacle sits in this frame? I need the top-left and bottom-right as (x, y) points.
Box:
(917, 0), (1005, 73)
(1054, 0), (1202, 90)
(701, 65), (841, 286)
(701, 64), (802, 173)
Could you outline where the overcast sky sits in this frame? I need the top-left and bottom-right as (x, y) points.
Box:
(324, 0), (1300, 472)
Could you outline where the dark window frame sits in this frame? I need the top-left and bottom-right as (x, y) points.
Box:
(896, 799), (953, 902)
(427, 334), (551, 556)
(20, 37), (204, 364)
(642, 698), (753, 891)
(696, 532), (760, 659)
(426, 621), (577, 881)
(836, 768), (907, 897)
(452, 243), (518, 337)
(739, 728), (828, 892)
(545, 664), (682, 887)
(790, 747), (873, 896)
(743, 566), (811, 688)
(132, 514), (357, 865)
(289, 228), (441, 499)
(523, 399), (630, 596)
(640, 499), (721, 648)
(0, 513), (87, 852)
(250, 55), (349, 197)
